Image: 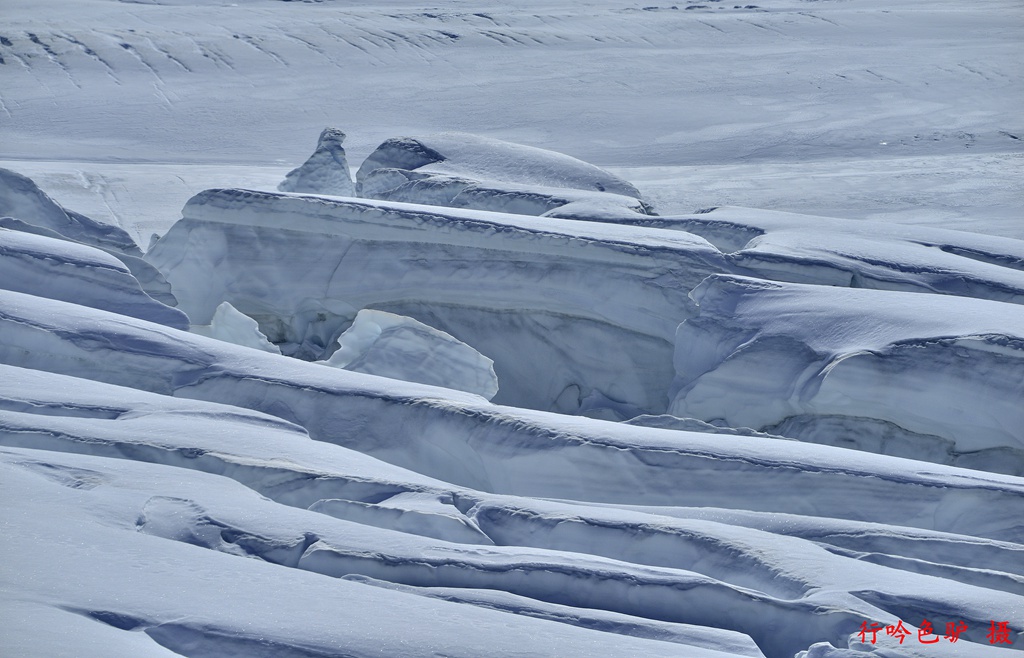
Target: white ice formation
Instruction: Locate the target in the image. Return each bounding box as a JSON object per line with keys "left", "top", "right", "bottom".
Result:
{"left": 322, "top": 309, "right": 498, "bottom": 400}
{"left": 0, "top": 168, "right": 180, "bottom": 308}
{"left": 277, "top": 127, "right": 356, "bottom": 197}
{"left": 669, "top": 274, "right": 1024, "bottom": 475}
{"left": 190, "top": 301, "right": 280, "bottom": 353}
{"left": 595, "top": 206, "right": 1024, "bottom": 306}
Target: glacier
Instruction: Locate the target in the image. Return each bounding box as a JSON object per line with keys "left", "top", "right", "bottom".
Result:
{"left": 1, "top": 0, "right": 1022, "bottom": 653}
{"left": 356, "top": 132, "right": 653, "bottom": 217}
{"left": 4, "top": 142, "right": 1024, "bottom": 658}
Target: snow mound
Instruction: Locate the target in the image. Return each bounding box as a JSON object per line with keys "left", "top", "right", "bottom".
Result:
{"left": 191, "top": 301, "right": 280, "bottom": 353}
{"left": 322, "top": 309, "right": 498, "bottom": 400}
{"left": 358, "top": 133, "right": 644, "bottom": 198}
{"left": 0, "top": 167, "right": 141, "bottom": 257}
{"left": 277, "top": 127, "right": 356, "bottom": 197}
{"left": 669, "top": 274, "right": 1024, "bottom": 474}
{"left": 0, "top": 227, "right": 188, "bottom": 329}
{"left": 145, "top": 188, "right": 728, "bottom": 416}
{"left": 356, "top": 133, "right": 652, "bottom": 217}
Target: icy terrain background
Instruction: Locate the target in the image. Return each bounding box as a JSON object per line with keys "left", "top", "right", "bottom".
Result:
{"left": 1, "top": 0, "right": 1022, "bottom": 656}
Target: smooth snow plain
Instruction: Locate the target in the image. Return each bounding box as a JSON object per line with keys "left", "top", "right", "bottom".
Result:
{"left": 1, "top": 0, "right": 1022, "bottom": 656}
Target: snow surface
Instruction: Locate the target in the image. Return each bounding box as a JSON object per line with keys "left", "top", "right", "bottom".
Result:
{"left": 1, "top": 0, "right": 1022, "bottom": 655}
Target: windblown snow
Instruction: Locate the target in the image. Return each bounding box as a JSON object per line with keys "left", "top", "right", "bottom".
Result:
{"left": 1, "top": 0, "right": 1022, "bottom": 656}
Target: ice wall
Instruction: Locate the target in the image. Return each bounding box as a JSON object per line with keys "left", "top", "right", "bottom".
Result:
{"left": 146, "top": 189, "right": 730, "bottom": 416}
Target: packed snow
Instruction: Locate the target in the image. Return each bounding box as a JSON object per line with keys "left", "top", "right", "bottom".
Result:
{"left": 1, "top": 0, "right": 1021, "bottom": 656}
